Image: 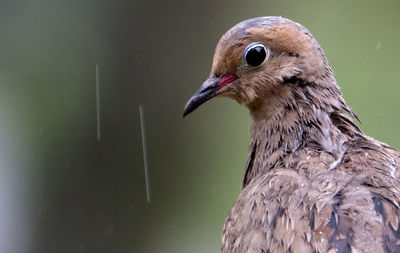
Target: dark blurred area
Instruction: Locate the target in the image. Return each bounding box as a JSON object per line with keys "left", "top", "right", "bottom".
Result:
{"left": 0, "top": 0, "right": 399, "bottom": 252}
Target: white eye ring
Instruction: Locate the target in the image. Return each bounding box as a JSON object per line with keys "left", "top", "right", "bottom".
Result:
{"left": 244, "top": 42, "right": 269, "bottom": 67}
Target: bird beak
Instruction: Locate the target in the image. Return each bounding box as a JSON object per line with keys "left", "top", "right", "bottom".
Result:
{"left": 183, "top": 75, "right": 237, "bottom": 117}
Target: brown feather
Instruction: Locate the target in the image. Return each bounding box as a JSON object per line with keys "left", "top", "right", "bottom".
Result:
{"left": 185, "top": 16, "right": 400, "bottom": 253}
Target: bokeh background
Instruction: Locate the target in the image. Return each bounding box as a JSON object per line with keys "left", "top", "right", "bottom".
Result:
{"left": 1, "top": 0, "right": 399, "bottom": 252}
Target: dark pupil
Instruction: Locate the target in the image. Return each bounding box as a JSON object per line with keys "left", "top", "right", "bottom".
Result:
{"left": 246, "top": 46, "right": 266, "bottom": 66}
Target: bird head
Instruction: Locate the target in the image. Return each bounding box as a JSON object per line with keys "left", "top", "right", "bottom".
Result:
{"left": 183, "top": 17, "right": 340, "bottom": 118}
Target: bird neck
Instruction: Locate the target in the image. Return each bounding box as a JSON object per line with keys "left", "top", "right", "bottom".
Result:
{"left": 242, "top": 84, "right": 362, "bottom": 187}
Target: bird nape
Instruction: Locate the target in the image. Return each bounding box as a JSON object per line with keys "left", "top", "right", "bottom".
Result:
{"left": 183, "top": 16, "right": 400, "bottom": 253}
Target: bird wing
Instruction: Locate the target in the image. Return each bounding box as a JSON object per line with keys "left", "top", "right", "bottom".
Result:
{"left": 222, "top": 143, "right": 400, "bottom": 253}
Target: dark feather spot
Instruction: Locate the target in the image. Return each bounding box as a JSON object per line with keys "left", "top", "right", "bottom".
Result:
{"left": 284, "top": 103, "right": 294, "bottom": 111}
{"left": 271, "top": 207, "right": 285, "bottom": 230}
{"left": 372, "top": 195, "right": 387, "bottom": 221}
{"left": 327, "top": 198, "right": 352, "bottom": 252}
{"left": 332, "top": 203, "right": 339, "bottom": 213}
{"left": 243, "top": 142, "right": 257, "bottom": 187}
{"left": 303, "top": 90, "right": 314, "bottom": 101}
{"left": 309, "top": 204, "right": 316, "bottom": 230}
{"left": 288, "top": 52, "right": 300, "bottom": 57}
{"left": 327, "top": 210, "right": 337, "bottom": 229}
{"left": 282, "top": 76, "right": 307, "bottom": 87}
{"left": 332, "top": 239, "right": 352, "bottom": 253}
{"left": 388, "top": 223, "right": 400, "bottom": 240}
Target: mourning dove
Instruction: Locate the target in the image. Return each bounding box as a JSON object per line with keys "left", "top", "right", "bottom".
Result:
{"left": 184, "top": 17, "right": 400, "bottom": 253}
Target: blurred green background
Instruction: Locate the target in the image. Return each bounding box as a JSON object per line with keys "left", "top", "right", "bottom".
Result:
{"left": 1, "top": 0, "right": 399, "bottom": 252}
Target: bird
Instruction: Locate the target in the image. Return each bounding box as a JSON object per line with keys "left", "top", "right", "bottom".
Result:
{"left": 183, "top": 16, "right": 400, "bottom": 253}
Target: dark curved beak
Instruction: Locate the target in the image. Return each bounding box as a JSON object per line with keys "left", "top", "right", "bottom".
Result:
{"left": 183, "top": 75, "right": 237, "bottom": 117}
{"left": 183, "top": 77, "right": 221, "bottom": 117}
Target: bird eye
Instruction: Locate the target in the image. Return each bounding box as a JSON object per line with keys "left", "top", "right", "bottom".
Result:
{"left": 244, "top": 42, "right": 269, "bottom": 67}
